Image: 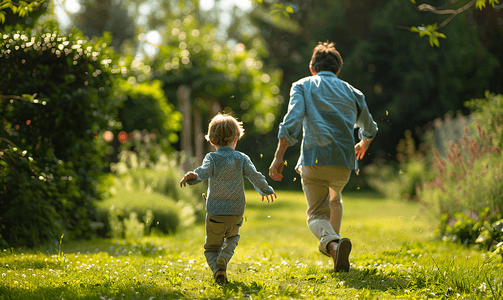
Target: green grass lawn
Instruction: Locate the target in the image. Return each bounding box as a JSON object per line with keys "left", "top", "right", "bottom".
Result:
{"left": 1, "top": 190, "right": 502, "bottom": 299}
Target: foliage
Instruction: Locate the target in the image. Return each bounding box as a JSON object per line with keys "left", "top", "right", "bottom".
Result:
{"left": 100, "top": 129, "right": 206, "bottom": 234}
{"left": 251, "top": 0, "right": 294, "bottom": 21}
{"left": 436, "top": 208, "right": 503, "bottom": 254}
{"left": 118, "top": 79, "right": 182, "bottom": 140}
{"left": 0, "top": 0, "right": 47, "bottom": 28}
{"left": 464, "top": 91, "right": 503, "bottom": 150}
{"left": 409, "top": 0, "right": 503, "bottom": 47}
{"left": 419, "top": 113, "right": 502, "bottom": 252}
{"left": 1, "top": 191, "right": 502, "bottom": 299}
{"left": 0, "top": 27, "right": 123, "bottom": 247}
{"left": 410, "top": 23, "right": 446, "bottom": 47}
{"left": 150, "top": 9, "right": 283, "bottom": 133}
{"left": 0, "top": 139, "right": 80, "bottom": 247}
{"left": 421, "top": 124, "right": 502, "bottom": 217}
{"left": 67, "top": 0, "right": 135, "bottom": 50}
{"left": 248, "top": 0, "right": 499, "bottom": 170}
{"left": 96, "top": 189, "right": 184, "bottom": 238}
{"left": 364, "top": 129, "right": 433, "bottom": 201}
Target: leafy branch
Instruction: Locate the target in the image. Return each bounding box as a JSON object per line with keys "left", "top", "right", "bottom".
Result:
{"left": 250, "top": 0, "right": 294, "bottom": 21}
{"left": 0, "top": 0, "right": 45, "bottom": 23}
{"left": 0, "top": 93, "right": 45, "bottom": 104}
{"left": 403, "top": 0, "right": 502, "bottom": 47}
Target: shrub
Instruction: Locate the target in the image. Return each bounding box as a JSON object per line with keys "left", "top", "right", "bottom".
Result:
{"left": 464, "top": 91, "right": 503, "bottom": 150}
{"left": 95, "top": 130, "right": 206, "bottom": 237}
{"left": 119, "top": 80, "right": 182, "bottom": 140}
{"left": 419, "top": 121, "right": 502, "bottom": 252}
{"left": 96, "top": 189, "right": 185, "bottom": 237}
{"left": 0, "top": 27, "right": 122, "bottom": 247}
{"left": 422, "top": 124, "right": 502, "bottom": 217}
{"left": 364, "top": 130, "right": 432, "bottom": 201}
{"left": 109, "top": 130, "right": 206, "bottom": 223}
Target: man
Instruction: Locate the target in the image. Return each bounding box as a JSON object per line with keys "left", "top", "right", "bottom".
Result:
{"left": 269, "top": 41, "right": 378, "bottom": 272}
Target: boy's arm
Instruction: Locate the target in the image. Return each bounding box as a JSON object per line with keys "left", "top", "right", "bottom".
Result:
{"left": 180, "top": 154, "right": 213, "bottom": 187}
{"left": 243, "top": 155, "right": 275, "bottom": 197}
{"left": 180, "top": 172, "right": 198, "bottom": 187}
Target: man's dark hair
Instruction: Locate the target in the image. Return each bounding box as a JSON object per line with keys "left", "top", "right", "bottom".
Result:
{"left": 310, "top": 41, "right": 343, "bottom": 75}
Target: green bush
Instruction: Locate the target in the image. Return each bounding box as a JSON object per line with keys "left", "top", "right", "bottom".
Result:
{"left": 0, "top": 27, "right": 122, "bottom": 247}
{"left": 436, "top": 208, "right": 503, "bottom": 254}
{"left": 109, "top": 130, "right": 206, "bottom": 223}
{"left": 364, "top": 130, "right": 432, "bottom": 201}
{"left": 419, "top": 93, "right": 503, "bottom": 253}
{"left": 95, "top": 130, "right": 206, "bottom": 237}
{"left": 96, "top": 189, "right": 185, "bottom": 236}
{"left": 464, "top": 91, "right": 503, "bottom": 150}
{"left": 119, "top": 80, "right": 182, "bottom": 140}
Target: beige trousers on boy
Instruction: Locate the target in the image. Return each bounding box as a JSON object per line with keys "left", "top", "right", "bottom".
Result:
{"left": 301, "top": 165, "right": 351, "bottom": 256}
{"left": 204, "top": 213, "right": 242, "bottom": 277}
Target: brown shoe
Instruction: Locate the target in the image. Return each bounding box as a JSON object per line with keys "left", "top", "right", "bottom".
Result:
{"left": 214, "top": 270, "right": 227, "bottom": 284}
{"left": 328, "top": 238, "right": 352, "bottom": 272}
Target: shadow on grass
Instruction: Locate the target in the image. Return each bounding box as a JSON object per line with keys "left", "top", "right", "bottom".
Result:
{"left": 0, "top": 284, "right": 185, "bottom": 300}
{"left": 332, "top": 267, "right": 406, "bottom": 292}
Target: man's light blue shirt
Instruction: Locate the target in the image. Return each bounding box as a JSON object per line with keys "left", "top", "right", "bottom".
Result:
{"left": 188, "top": 146, "right": 275, "bottom": 216}
{"left": 278, "top": 71, "right": 378, "bottom": 172}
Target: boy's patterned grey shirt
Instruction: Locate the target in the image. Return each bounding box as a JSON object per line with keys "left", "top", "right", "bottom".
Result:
{"left": 187, "top": 146, "right": 275, "bottom": 216}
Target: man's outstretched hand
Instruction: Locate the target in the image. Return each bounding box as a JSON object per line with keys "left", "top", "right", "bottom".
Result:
{"left": 269, "top": 157, "right": 284, "bottom": 181}
{"left": 262, "top": 193, "right": 277, "bottom": 203}
{"left": 355, "top": 139, "right": 372, "bottom": 161}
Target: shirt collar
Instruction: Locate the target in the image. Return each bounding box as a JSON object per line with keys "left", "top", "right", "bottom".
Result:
{"left": 316, "top": 71, "right": 338, "bottom": 77}
{"left": 217, "top": 146, "right": 235, "bottom": 151}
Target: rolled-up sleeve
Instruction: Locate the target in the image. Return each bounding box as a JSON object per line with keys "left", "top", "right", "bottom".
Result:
{"left": 278, "top": 82, "right": 306, "bottom": 146}
{"left": 354, "top": 90, "right": 378, "bottom": 140}
{"left": 243, "top": 155, "right": 275, "bottom": 196}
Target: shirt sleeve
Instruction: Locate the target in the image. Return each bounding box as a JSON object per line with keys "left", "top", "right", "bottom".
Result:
{"left": 187, "top": 153, "right": 213, "bottom": 185}
{"left": 278, "top": 81, "right": 306, "bottom": 146}
{"left": 353, "top": 88, "right": 378, "bottom": 140}
{"left": 243, "top": 155, "right": 275, "bottom": 196}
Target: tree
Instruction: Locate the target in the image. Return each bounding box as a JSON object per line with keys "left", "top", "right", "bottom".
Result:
{"left": 141, "top": 5, "right": 282, "bottom": 166}
{"left": 245, "top": 0, "right": 499, "bottom": 170}
{"left": 68, "top": 0, "right": 135, "bottom": 51}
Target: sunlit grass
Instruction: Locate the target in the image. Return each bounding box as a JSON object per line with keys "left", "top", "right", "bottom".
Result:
{"left": 1, "top": 190, "right": 502, "bottom": 299}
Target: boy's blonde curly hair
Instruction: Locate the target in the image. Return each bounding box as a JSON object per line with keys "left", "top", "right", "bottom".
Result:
{"left": 205, "top": 113, "right": 245, "bottom": 146}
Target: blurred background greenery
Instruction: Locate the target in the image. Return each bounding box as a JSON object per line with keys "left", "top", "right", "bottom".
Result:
{"left": 1, "top": 0, "right": 502, "bottom": 253}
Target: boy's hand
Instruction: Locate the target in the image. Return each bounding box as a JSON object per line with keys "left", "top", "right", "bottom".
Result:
{"left": 355, "top": 139, "right": 372, "bottom": 161}
{"left": 180, "top": 172, "right": 198, "bottom": 187}
{"left": 262, "top": 193, "right": 277, "bottom": 203}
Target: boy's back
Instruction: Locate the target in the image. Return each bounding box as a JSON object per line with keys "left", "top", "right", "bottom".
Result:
{"left": 189, "top": 146, "right": 274, "bottom": 216}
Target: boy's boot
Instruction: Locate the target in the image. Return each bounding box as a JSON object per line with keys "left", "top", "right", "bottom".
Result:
{"left": 328, "top": 238, "right": 352, "bottom": 272}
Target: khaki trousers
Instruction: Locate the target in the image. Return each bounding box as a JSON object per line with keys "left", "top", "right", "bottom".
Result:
{"left": 301, "top": 165, "right": 351, "bottom": 256}
{"left": 203, "top": 213, "right": 242, "bottom": 277}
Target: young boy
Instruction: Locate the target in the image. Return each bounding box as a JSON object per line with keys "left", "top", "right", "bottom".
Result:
{"left": 269, "top": 41, "right": 378, "bottom": 272}
{"left": 180, "top": 113, "right": 277, "bottom": 284}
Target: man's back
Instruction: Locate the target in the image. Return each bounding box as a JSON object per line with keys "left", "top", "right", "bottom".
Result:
{"left": 279, "top": 71, "right": 377, "bottom": 171}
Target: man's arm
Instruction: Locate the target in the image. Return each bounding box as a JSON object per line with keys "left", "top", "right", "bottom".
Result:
{"left": 269, "top": 136, "right": 290, "bottom": 181}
